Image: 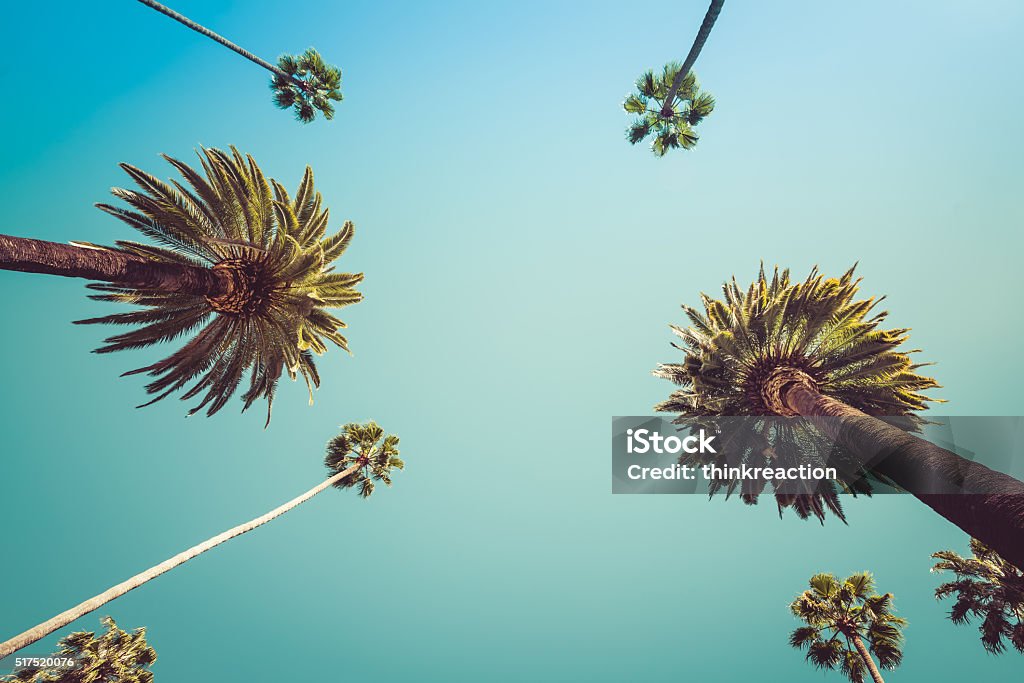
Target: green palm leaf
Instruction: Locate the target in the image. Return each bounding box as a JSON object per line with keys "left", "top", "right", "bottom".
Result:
{"left": 932, "top": 540, "right": 1024, "bottom": 654}
{"left": 789, "top": 572, "right": 906, "bottom": 683}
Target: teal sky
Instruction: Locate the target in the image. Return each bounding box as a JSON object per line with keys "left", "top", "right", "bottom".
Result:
{"left": 1, "top": 1, "right": 1023, "bottom": 680}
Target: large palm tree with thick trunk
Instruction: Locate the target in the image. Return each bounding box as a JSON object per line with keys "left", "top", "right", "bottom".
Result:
{"left": 624, "top": 0, "right": 724, "bottom": 155}
{"left": 932, "top": 538, "right": 1024, "bottom": 654}
{"left": 654, "top": 265, "right": 1024, "bottom": 568}
{"left": 136, "top": 0, "right": 342, "bottom": 122}
{"left": 789, "top": 572, "right": 905, "bottom": 683}
{"left": 0, "top": 422, "right": 403, "bottom": 661}
{"left": 2, "top": 617, "right": 156, "bottom": 683}
{"left": 0, "top": 147, "right": 363, "bottom": 423}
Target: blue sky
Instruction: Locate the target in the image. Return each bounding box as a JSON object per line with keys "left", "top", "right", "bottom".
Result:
{"left": 1, "top": 1, "right": 1022, "bottom": 680}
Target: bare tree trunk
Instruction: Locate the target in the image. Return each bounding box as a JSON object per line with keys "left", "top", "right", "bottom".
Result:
{"left": 135, "top": 0, "right": 307, "bottom": 90}
{"left": 851, "top": 634, "right": 886, "bottom": 683}
{"left": 767, "top": 368, "right": 1024, "bottom": 570}
{"left": 0, "top": 234, "right": 227, "bottom": 296}
{"left": 0, "top": 463, "right": 360, "bottom": 660}
{"left": 661, "top": 0, "right": 725, "bottom": 114}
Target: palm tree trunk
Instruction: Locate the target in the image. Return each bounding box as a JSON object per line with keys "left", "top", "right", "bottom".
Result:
{"left": 0, "top": 463, "right": 360, "bottom": 661}
{"left": 0, "top": 233, "right": 226, "bottom": 296}
{"left": 662, "top": 0, "right": 725, "bottom": 114}
{"left": 135, "top": 0, "right": 306, "bottom": 90}
{"left": 850, "top": 634, "right": 886, "bottom": 683}
{"left": 767, "top": 368, "right": 1024, "bottom": 570}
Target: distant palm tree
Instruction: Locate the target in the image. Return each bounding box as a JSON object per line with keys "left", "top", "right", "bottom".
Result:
{"left": 932, "top": 538, "right": 1024, "bottom": 654}
{"left": 0, "top": 422, "right": 404, "bottom": 661}
{"left": 655, "top": 265, "right": 1024, "bottom": 567}
{"left": 624, "top": 0, "right": 724, "bottom": 155}
{"left": 789, "top": 572, "right": 905, "bottom": 683}
{"left": 0, "top": 147, "right": 363, "bottom": 423}
{"left": 136, "top": 0, "right": 342, "bottom": 122}
{"left": 2, "top": 617, "right": 156, "bottom": 683}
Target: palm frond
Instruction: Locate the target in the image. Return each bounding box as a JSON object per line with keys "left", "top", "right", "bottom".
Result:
{"left": 271, "top": 48, "right": 343, "bottom": 123}
{"left": 624, "top": 66, "right": 713, "bottom": 156}
{"left": 76, "top": 148, "right": 363, "bottom": 423}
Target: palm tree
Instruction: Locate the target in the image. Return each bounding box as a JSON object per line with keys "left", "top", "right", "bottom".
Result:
{"left": 789, "top": 572, "right": 906, "bottom": 683}
{"left": 624, "top": 68, "right": 715, "bottom": 156}
{"left": 654, "top": 265, "right": 1024, "bottom": 568}
{"left": 0, "top": 147, "right": 362, "bottom": 423}
{"left": 624, "top": 0, "right": 724, "bottom": 155}
{"left": 2, "top": 617, "right": 156, "bottom": 683}
{"left": 932, "top": 538, "right": 1024, "bottom": 654}
{"left": 136, "top": 0, "right": 342, "bottom": 122}
{"left": 0, "top": 422, "right": 404, "bottom": 661}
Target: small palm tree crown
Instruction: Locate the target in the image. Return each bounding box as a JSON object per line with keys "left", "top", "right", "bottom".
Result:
{"left": 77, "top": 147, "right": 363, "bottom": 424}
{"left": 790, "top": 573, "right": 906, "bottom": 683}
{"left": 325, "top": 421, "right": 404, "bottom": 498}
{"left": 653, "top": 265, "right": 940, "bottom": 521}
{"left": 624, "top": 64, "right": 715, "bottom": 156}
{"left": 272, "top": 48, "right": 343, "bottom": 122}
{"left": 932, "top": 538, "right": 1024, "bottom": 654}
{"left": 3, "top": 617, "right": 156, "bottom": 683}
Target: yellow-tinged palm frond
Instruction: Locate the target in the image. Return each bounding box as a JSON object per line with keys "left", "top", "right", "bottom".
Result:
{"left": 654, "top": 265, "right": 941, "bottom": 521}
{"left": 1, "top": 617, "right": 156, "bottom": 683}
{"left": 75, "top": 147, "right": 363, "bottom": 425}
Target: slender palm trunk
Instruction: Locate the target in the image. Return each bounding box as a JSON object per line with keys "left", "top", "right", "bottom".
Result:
{"left": 661, "top": 0, "right": 725, "bottom": 114}
{"left": 0, "top": 233, "right": 227, "bottom": 296}
{"left": 851, "top": 634, "right": 885, "bottom": 683}
{"left": 766, "top": 368, "right": 1024, "bottom": 570}
{"left": 0, "top": 463, "right": 360, "bottom": 661}
{"left": 135, "top": 0, "right": 306, "bottom": 90}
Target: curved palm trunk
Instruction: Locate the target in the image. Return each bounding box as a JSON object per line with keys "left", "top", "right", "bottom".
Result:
{"left": 135, "top": 0, "right": 305, "bottom": 90}
{"left": 0, "top": 233, "right": 227, "bottom": 296}
{"left": 662, "top": 0, "right": 725, "bottom": 113}
{"left": 771, "top": 371, "right": 1024, "bottom": 570}
{"left": 0, "top": 463, "right": 360, "bottom": 661}
{"left": 851, "top": 634, "right": 885, "bottom": 683}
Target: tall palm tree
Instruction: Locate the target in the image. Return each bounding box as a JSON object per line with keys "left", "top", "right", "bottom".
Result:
{"left": 136, "top": 0, "right": 342, "bottom": 122}
{"left": 2, "top": 617, "right": 156, "bottom": 683}
{"left": 789, "top": 572, "right": 906, "bottom": 683}
{"left": 0, "top": 422, "right": 404, "bottom": 661}
{"left": 624, "top": 0, "right": 724, "bottom": 155}
{"left": 0, "top": 147, "right": 363, "bottom": 423}
{"left": 654, "top": 265, "right": 1024, "bottom": 568}
{"left": 932, "top": 538, "right": 1024, "bottom": 654}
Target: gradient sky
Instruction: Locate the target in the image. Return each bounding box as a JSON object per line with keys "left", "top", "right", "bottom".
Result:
{"left": 1, "top": 1, "right": 1022, "bottom": 680}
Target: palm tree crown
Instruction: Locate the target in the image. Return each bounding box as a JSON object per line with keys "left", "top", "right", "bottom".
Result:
{"left": 326, "top": 421, "right": 405, "bottom": 498}
{"left": 272, "top": 48, "right": 343, "bottom": 122}
{"left": 655, "top": 265, "right": 938, "bottom": 418}
{"left": 76, "top": 147, "right": 363, "bottom": 424}
{"left": 654, "top": 265, "right": 940, "bottom": 520}
{"left": 790, "top": 572, "right": 906, "bottom": 683}
{"left": 932, "top": 538, "right": 1024, "bottom": 654}
{"left": 2, "top": 617, "right": 156, "bottom": 683}
{"left": 624, "top": 67, "right": 715, "bottom": 156}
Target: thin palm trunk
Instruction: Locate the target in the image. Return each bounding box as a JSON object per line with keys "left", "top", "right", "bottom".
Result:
{"left": 0, "top": 463, "right": 360, "bottom": 661}
{"left": 0, "top": 233, "right": 228, "bottom": 296}
{"left": 135, "top": 0, "right": 307, "bottom": 90}
{"left": 850, "top": 634, "right": 885, "bottom": 683}
{"left": 661, "top": 0, "right": 725, "bottom": 114}
{"left": 768, "top": 369, "right": 1024, "bottom": 570}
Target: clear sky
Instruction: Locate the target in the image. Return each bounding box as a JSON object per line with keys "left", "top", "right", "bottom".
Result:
{"left": 1, "top": 1, "right": 1022, "bottom": 680}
